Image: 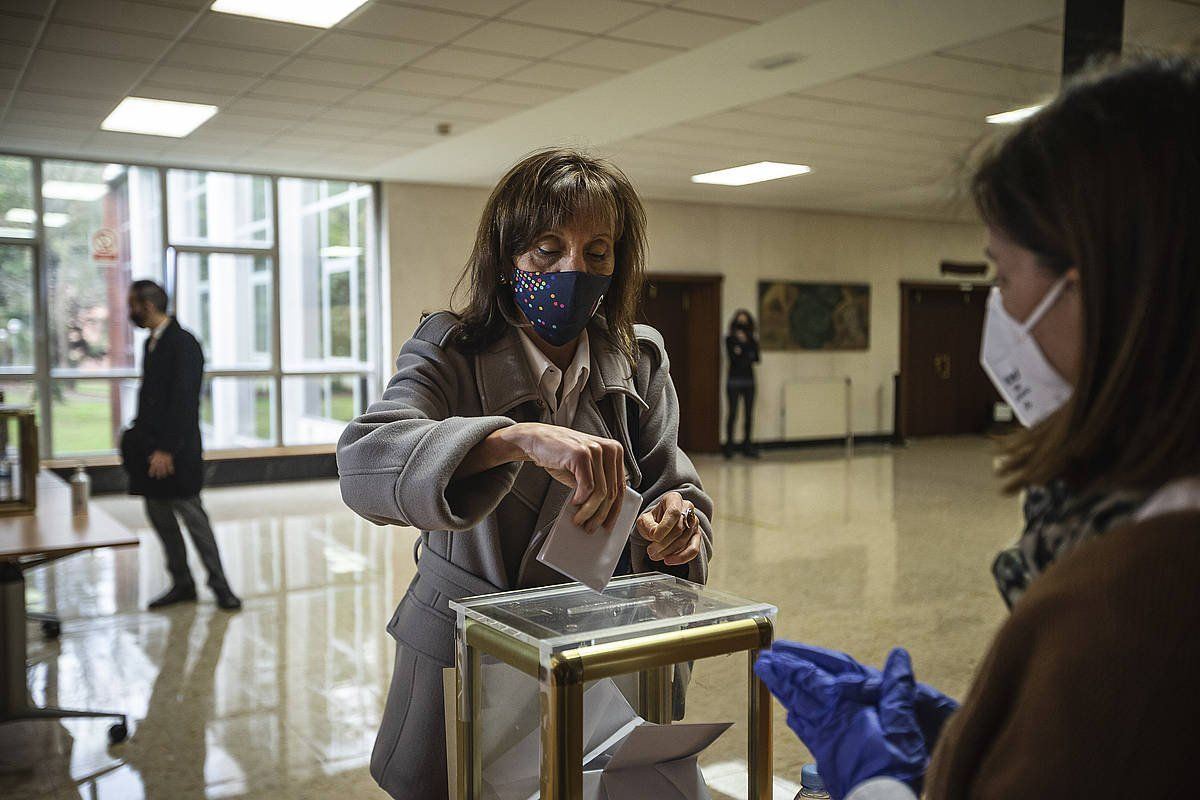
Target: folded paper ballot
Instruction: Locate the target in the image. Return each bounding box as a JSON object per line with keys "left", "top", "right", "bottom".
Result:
{"left": 536, "top": 485, "right": 642, "bottom": 593}
{"left": 484, "top": 678, "right": 730, "bottom": 800}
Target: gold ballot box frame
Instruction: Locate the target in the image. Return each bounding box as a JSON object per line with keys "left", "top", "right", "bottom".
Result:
{"left": 0, "top": 406, "right": 38, "bottom": 517}
{"left": 451, "top": 573, "right": 777, "bottom": 799}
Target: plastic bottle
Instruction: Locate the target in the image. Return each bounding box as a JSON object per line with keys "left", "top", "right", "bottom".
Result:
{"left": 70, "top": 464, "right": 90, "bottom": 516}
{"left": 795, "top": 763, "right": 831, "bottom": 799}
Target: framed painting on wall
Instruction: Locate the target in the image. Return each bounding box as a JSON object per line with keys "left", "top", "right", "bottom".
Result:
{"left": 758, "top": 280, "right": 870, "bottom": 351}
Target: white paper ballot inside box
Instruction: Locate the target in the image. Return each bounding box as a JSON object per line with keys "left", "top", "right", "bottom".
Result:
{"left": 536, "top": 485, "right": 642, "bottom": 593}
{"left": 483, "top": 679, "right": 730, "bottom": 800}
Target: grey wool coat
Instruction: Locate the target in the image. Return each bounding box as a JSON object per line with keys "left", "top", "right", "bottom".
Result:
{"left": 336, "top": 311, "right": 714, "bottom": 800}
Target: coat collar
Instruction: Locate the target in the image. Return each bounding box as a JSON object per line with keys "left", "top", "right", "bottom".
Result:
{"left": 474, "top": 317, "right": 647, "bottom": 416}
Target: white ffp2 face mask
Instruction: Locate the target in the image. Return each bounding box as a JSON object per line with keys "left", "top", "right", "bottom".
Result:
{"left": 980, "top": 279, "right": 1073, "bottom": 427}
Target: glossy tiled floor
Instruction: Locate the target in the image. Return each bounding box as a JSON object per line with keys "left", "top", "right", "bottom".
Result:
{"left": 1, "top": 438, "right": 1021, "bottom": 800}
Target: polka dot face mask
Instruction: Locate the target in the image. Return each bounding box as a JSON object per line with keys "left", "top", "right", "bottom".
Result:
{"left": 510, "top": 268, "right": 611, "bottom": 346}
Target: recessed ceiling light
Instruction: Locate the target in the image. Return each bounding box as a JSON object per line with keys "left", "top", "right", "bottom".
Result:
{"left": 101, "top": 96, "right": 217, "bottom": 138}
{"left": 211, "top": 0, "right": 369, "bottom": 28}
{"left": 42, "top": 181, "right": 109, "bottom": 201}
{"left": 691, "top": 161, "right": 812, "bottom": 186}
{"left": 986, "top": 104, "right": 1044, "bottom": 124}
{"left": 4, "top": 208, "right": 70, "bottom": 227}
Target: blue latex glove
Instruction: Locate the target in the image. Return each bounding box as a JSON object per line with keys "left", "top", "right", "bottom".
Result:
{"left": 772, "top": 641, "right": 960, "bottom": 750}
{"left": 755, "top": 647, "right": 928, "bottom": 800}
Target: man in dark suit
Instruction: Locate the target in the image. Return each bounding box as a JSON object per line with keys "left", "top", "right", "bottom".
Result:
{"left": 121, "top": 280, "right": 241, "bottom": 611}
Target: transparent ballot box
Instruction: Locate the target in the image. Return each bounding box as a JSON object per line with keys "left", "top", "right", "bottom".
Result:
{"left": 450, "top": 573, "right": 777, "bottom": 800}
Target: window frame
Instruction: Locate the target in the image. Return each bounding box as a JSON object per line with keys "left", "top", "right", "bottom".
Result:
{"left": 0, "top": 151, "right": 382, "bottom": 459}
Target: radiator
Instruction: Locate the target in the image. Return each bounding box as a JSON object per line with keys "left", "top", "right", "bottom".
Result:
{"left": 780, "top": 377, "right": 853, "bottom": 442}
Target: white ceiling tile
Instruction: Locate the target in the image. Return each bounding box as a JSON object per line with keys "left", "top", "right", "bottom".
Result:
{"left": 201, "top": 112, "right": 296, "bottom": 134}
{"left": 505, "top": 60, "right": 623, "bottom": 89}
{"left": 865, "top": 54, "right": 1058, "bottom": 102}
{"left": 503, "top": 0, "right": 651, "bottom": 35}
{"left": 0, "top": 123, "right": 90, "bottom": 146}
{"left": 376, "top": 0, "right": 520, "bottom": 17}
{"left": 0, "top": 65, "right": 19, "bottom": 89}
{"left": 0, "top": 0, "right": 53, "bottom": 15}
{"left": 314, "top": 105, "right": 408, "bottom": 127}
{"left": 453, "top": 20, "right": 588, "bottom": 57}
{"left": 302, "top": 32, "right": 432, "bottom": 66}
{"left": 41, "top": 22, "right": 172, "bottom": 61}
{"left": 133, "top": 82, "right": 234, "bottom": 106}
{"left": 1121, "top": 0, "right": 1200, "bottom": 51}
{"left": 463, "top": 80, "right": 566, "bottom": 105}
{"left": 22, "top": 50, "right": 147, "bottom": 94}
{"left": 11, "top": 90, "right": 116, "bottom": 115}
{"left": 275, "top": 57, "right": 394, "bottom": 86}
{"left": 942, "top": 25, "right": 1062, "bottom": 73}
{"left": 0, "top": 42, "right": 28, "bottom": 67}
{"left": 744, "top": 93, "right": 984, "bottom": 139}
{"left": 551, "top": 36, "right": 680, "bottom": 70}
{"left": 341, "top": 88, "right": 444, "bottom": 113}
{"left": 339, "top": 5, "right": 481, "bottom": 44}
{"left": 226, "top": 95, "right": 317, "bottom": 119}
{"left": 385, "top": 113, "right": 483, "bottom": 136}
{"left": 189, "top": 12, "right": 322, "bottom": 52}
{"left": 427, "top": 97, "right": 526, "bottom": 120}
{"left": 252, "top": 78, "right": 356, "bottom": 103}
{"left": 375, "top": 68, "right": 484, "bottom": 96}
{"left": 0, "top": 14, "right": 44, "bottom": 45}
{"left": 608, "top": 8, "right": 750, "bottom": 48}
{"left": 86, "top": 129, "right": 174, "bottom": 150}
{"left": 166, "top": 41, "right": 289, "bottom": 74}
{"left": 54, "top": 0, "right": 196, "bottom": 37}
{"left": 802, "top": 76, "right": 1005, "bottom": 122}
{"left": 141, "top": 65, "right": 259, "bottom": 94}
{"left": 361, "top": 126, "right": 441, "bottom": 147}
{"left": 671, "top": 0, "right": 817, "bottom": 23}
{"left": 5, "top": 106, "right": 101, "bottom": 130}
{"left": 408, "top": 46, "right": 532, "bottom": 78}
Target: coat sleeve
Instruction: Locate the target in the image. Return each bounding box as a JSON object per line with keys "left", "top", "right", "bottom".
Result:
{"left": 628, "top": 327, "right": 714, "bottom": 584}
{"left": 156, "top": 334, "right": 203, "bottom": 455}
{"left": 336, "top": 329, "right": 520, "bottom": 531}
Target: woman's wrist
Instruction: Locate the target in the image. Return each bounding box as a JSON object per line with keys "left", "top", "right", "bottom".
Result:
{"left": 491, "top": 423, "right": 534, "bottom": 464}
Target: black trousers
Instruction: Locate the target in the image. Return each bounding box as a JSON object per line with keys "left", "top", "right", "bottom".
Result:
{"left": 144, "top": 495, "right": 231, "bottom": 592}
{"left": 726, "top": 381, "right": 756, "bottom": 446}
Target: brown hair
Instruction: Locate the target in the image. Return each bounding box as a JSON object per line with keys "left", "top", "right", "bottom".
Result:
{"left": 972, "top": 56, "right": 1200, "bottom": 494}
{"left": 452, "top": 148, "right": 647, "bottom": 364}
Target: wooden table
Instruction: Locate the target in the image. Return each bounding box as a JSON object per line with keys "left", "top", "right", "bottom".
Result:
{"left": 1, "top": 471, "right": 139, "bottom": 743}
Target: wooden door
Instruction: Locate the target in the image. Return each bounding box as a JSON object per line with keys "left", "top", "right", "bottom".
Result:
{"left": 899, "top": 282, "right": 996, "bottom": 437}
{"left": 637, "top": 274, "right": 722, "bottom": 452}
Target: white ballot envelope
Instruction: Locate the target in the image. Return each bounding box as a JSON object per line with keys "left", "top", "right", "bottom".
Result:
{"left": 536, "top": 485, "right": 642, "bottom": 593}
{"left": 483, "top": 678, "right": 730, "bottom": 800}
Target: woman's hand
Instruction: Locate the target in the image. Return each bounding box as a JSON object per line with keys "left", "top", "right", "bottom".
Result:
{"left": 504, "top": 422, "right": 625, "bottom": 532}
{"left": 636, "top": 491, "right": 702, "bottom": 566}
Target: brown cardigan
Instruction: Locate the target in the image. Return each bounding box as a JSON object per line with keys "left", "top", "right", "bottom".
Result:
{"left": 925, "top": 511, "right": 1200, "bottom": 798}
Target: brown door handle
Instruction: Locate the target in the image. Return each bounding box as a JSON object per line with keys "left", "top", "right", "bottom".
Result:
{"left": 934, "top": 353, "right": 951, "bottom": 380}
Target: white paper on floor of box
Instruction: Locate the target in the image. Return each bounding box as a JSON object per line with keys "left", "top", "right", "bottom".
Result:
{"left": 537, "top": 485, "right": 642, "bottom": 593}
{"left": 483, "top": 677, "right": 731, "bottom": 800}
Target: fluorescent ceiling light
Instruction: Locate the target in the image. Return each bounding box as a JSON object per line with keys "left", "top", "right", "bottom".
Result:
{"left": 4, "top": 209, "right": 70, "bottom": 227}
{"left": 101, "top": 96, "right": 217, "bottom": 138}
{"left": 0, "top": 227, "right": 29, "bottom": 238}
{"left": 320, "top": 246, "right": 363, "bottom": 258}
{"left": 691, "top": 161, "right": 812, "bottom": 186}
{"left": 42, "top": 181, "right": 108, "bottom": 201}
{"left": 986, "top": 104, "right": 1044, "bottom": 124}
{"left": 211, "top": 0, "right": 369, "bottom": 28}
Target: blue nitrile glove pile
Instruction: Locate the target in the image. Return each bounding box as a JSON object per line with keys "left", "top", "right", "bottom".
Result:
{"left": 754, "top": 642, "right": 960, "bottom": 800}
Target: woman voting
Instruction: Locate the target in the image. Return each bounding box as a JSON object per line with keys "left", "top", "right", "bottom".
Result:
{"left": 336, "top": 149, "right": 714, "bottom": 799}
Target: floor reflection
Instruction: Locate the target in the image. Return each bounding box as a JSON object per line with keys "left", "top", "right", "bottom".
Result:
{"left": 0, "top": 440, "right": 1021, "bottom": 798}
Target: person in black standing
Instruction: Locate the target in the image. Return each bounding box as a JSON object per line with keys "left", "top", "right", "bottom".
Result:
{"left": 121, "top": 280, "right": 241, "bottom": 611}
{"left": 725, "top": 309, "right": 760, "bottom": 459}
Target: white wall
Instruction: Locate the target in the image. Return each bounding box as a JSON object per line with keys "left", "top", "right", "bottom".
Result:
{"left": 384, "top": 182, "right": 985, "bottom": 441}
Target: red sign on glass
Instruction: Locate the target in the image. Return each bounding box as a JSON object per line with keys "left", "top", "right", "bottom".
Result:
{"left": 91, "top": 228, "right": 118, "bottom": 261}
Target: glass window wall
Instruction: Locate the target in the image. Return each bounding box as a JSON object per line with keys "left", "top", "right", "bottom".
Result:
{"left": 0, "top": 153, "right": 378, "bottom": 458}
